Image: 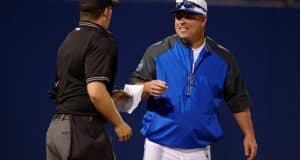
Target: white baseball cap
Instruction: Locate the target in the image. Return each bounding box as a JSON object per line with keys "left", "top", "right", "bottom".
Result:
{"left": 170, "top": 0, "right": 207, "bottom": 16}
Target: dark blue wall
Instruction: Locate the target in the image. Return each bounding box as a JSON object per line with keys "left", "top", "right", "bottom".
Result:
{"left": 1, "top": 1, "right": 300, "bottom": 160}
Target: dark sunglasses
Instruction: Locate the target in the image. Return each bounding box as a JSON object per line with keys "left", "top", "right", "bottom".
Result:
{"left": 176, "top": 0, "right": 207, "bottom": 13}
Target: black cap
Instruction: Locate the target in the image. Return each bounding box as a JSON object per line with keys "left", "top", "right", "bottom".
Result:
{"left": 79, "top": 0, "right": 119, "bottom": 12}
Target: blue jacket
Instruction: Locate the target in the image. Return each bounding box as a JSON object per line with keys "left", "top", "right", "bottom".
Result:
{"left": 129, "top": 35, "right": 251, "bottom": 149}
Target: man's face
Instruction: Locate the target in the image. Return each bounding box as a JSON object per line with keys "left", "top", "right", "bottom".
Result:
{"left": 174, "top": 11, "right": 206, "bottom": 43}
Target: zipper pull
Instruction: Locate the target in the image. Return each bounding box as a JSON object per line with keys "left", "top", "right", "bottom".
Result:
{"left": 185, "top": 73, "right": 195, "bottom": 96}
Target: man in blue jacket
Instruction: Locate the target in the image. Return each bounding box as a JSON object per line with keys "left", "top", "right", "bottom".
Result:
{"left": 129, "top": 0, "right": 257, "bottom": 159}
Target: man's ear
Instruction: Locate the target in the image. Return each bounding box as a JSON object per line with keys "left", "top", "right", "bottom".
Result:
{"left": 201, "top": 16, "right": 207, "bottom": 26}
{"left": 103, "top": 6, "right": 111, "bottom": 17}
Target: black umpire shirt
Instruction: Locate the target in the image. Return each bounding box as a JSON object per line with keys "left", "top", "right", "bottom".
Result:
{"left": 55, "top": 20, "right": 118, "bottom": 116}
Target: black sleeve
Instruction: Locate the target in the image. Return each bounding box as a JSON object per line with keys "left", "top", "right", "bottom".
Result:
{"left": 84, "top": 36, "right": 117, "bottom": 84}
{"left": 223, "top": 54, "right": 252, "bottom": 113}
{"left": 128, "top": 47, "right": 156, "bottom": 83}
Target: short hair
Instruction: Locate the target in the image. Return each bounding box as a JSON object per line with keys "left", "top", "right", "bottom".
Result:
{"left": 78, "top": 0, "right": 118, "bottom": 20}
{"left": 79, "top": 8, "right": 104, "bottom": 21}
{"left": 78, "top": 0, "right": 118, "bottom": 12}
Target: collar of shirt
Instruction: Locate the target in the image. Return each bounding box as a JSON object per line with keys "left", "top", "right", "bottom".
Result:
{"left": 79, "top": 20, "right": 113, "bottom": 37}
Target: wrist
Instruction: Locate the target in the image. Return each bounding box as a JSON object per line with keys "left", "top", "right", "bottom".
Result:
{"left": 143, "top": 82, "right": 150, "bottom": 93}
{"left": 244, "top": 131, "right": 255, "bottom": 138}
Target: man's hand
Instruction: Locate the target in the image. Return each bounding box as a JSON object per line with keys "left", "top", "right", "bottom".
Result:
{"left": 143, "top": 80, "right": 168, "bottom": 97}
{"left": 233, "top": 108, "right": 257, "bottom": 160}
{"left": 114, "top": 121, "right": 132, "bottom": 142}
{"left": 244, "top": 134, "right": 258, "bottom": 160}
{"left": 112, "top": 90, "right": 131, "bottom": 105}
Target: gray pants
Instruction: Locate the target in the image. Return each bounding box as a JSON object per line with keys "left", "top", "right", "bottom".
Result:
{"left": 46, "top": 114, "right": 71, "bottom": 160}
{"left": 46, "top": 114, "right": 115, "bottom": 160}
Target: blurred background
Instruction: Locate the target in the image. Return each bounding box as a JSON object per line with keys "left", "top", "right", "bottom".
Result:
{"left": 109, "top": 0, "right": 300, "bottom": 6}
{"left": 209, "top": 0, "right": 300, "bottom": 6}
{"left": 1, "top": 0, "right": 299, "bottom": 160}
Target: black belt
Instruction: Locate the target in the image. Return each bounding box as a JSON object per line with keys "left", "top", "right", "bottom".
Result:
{"left": 53, "top": 113, "right": 106, "bottom": 124}
{"left": 54, "top": 113, "right": 71, "bottom": 120}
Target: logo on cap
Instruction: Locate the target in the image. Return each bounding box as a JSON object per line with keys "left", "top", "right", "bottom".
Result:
{"left": 170, "top": 0, "right": 207, "bottom": 15}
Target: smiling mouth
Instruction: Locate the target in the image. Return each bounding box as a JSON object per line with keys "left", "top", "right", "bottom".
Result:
{"left": 178, "top": 27, "right": 189, "bottom": 31}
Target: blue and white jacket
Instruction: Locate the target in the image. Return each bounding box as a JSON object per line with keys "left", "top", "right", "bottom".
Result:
{"left": 129, "top": 35, "right": 251, "bottom": 149}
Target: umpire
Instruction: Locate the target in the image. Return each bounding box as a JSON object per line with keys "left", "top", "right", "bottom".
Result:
{"left": 46, "top": 0, "right": 132, "bottom": 159}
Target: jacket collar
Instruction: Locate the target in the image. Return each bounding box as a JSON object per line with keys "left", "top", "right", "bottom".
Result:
{"left": 79, "top": 20, "right": 113, "bottom": 37}
{"left": 177, "top": 35, "right": 212, "bottom": 57}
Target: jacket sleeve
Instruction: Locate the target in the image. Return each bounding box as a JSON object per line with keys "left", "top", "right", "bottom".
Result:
{"left": 223, "top": 54, "right": 252, "bottom": 113}
{"left": 129, "top": 47, "right": 156, "bottom": 84}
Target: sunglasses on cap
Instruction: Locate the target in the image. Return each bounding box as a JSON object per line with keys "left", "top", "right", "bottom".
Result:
{"left": 176, "top": 0, "right": 207, "bottom": 13}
